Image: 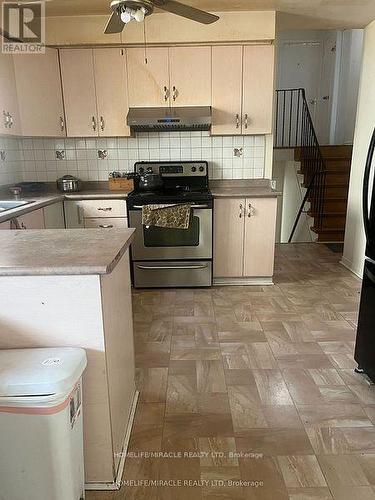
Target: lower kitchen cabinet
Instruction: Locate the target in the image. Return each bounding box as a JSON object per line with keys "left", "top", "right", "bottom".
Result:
{"left": 43, "top": 202, "right": 65, "bottom": 229}
{"left": 64, "top": 200, "right": 128, "bottom": 229}
{"left": 17, "top": 208, "right": 45, "bottom": 229}
{"left": 213, "top": 196, "right": 277, "bottom": 283}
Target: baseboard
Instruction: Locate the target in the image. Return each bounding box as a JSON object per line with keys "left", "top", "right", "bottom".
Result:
{"left": 85, "top": 390, "right": 139, "bottom": 491}
{"left": 213, "top": 277, "right": 273, "bottom": 286}
{"left": 339, "top": 257, "right": 363, "bottom": 279}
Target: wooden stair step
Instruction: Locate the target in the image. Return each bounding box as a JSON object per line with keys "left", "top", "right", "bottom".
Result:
{"left": 319, "top": 145, "right": 353, "bottom": 158}
{"left": 310, "top": 226, "right": 345, "bottom": 242}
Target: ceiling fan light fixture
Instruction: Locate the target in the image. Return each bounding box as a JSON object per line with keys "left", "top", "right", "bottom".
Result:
{"left": 133, "top": 7, "right": 146, "bottom": 22}
{"left": 120, "top": 6, "right": 134, "bottom": 23}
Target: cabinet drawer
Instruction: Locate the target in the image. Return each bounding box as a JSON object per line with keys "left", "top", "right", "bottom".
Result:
{"left": 84, "top": 217, "right": 128, "bottom": 229}
{"left": 76, "top": 200, "right": 127, "bottom": 218}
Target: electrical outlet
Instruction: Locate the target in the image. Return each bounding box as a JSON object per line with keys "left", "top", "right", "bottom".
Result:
{"left": 0, "top": 150, "right": 5, "bottom": 161}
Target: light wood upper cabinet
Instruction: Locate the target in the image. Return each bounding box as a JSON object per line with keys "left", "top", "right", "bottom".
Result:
{"left": 13, "top": 48, "right": 65, "bottom": 137}
{"left": 169, "top": 47, "right": 211, "bottom": 106}
{"left": 59, "top": 49, "right": 98, "bottom": 137}
{"left": 214, "top": 197, "right": 245, "bottom": 278}
{"left": 214, "top": 196, "right": 277, "bottom": 279}
{"left": 212, "top": 46, "right": 243, "bottom": 135}
{"left": 93, "top": 48, "right": 130, "bottom": 137}
{"left": 60, "top": 48, "right": 130, "bottom": 137}
{"left": 242, "top": 45, "right": 275, "bottom": 135}
{"left": 243, "top": 197, "right": 277, "bottom": 277}
{"left": 0, "top": 51, "right": 20, "bottom": 136}
{"left": 127, "top": 47, "right": 170, "bottom": 107}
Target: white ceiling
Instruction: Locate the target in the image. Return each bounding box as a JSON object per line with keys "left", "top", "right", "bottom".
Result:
{"left": 42, "top": 0, "right": 375, "bottom": 29}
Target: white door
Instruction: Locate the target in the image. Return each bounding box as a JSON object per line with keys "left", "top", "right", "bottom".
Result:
{"left": 278, "top": 40, "right": 332, "bottom": 144}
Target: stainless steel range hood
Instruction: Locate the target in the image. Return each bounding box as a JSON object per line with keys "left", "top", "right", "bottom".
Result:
{"left": 127, "top": 106, "right": 211, "bottom": 132}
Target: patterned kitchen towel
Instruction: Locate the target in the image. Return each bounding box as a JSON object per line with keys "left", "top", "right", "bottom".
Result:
{"left": 142, "top": 203, "right": 192, "bottom": 229}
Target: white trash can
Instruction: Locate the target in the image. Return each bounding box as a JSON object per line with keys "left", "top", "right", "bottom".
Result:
{"left": 0, "top": 347, "right": 87, "bottom": 500}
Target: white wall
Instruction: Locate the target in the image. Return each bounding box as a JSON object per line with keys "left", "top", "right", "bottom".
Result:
{"left": 342, "top": 20, "right": 375, "bottom": 278}
{"left": 331, "top": 29, "right": 364, "bottom": 145}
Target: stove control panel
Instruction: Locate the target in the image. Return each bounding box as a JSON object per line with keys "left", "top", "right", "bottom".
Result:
{"left": 134, "top": 161, "right": 208, "bottom": 178}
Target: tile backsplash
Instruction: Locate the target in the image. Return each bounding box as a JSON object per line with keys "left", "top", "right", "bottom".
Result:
{"left": 0, "top": 136, "right": 24, "bottom": 185}
{"left": 0, "top": 131, "right": 266, "bottom": 185}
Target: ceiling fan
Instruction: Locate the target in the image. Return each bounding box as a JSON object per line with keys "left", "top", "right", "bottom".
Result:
{"left": 104, "top": 0, "right": 219, "bottom": 34}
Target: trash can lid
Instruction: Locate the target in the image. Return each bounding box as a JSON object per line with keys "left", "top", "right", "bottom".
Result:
{"left": 0, "top": 347, "right": 87, "bottom": 397}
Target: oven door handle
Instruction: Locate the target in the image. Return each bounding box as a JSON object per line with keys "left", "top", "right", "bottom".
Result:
{"left": 137, "top": 264, "right": 208, "bottom": 270}
{"left": 131, "top": 204, "right": 210, "bottom": 210}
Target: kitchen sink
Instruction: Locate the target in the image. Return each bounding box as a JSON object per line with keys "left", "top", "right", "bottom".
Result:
{"left": 0, "top": 200, "right": 34, "bottom": 212}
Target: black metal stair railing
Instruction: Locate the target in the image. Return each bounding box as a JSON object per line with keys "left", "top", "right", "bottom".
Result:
{"left": 274, "top": 88, "right": 327, "bottom": 243}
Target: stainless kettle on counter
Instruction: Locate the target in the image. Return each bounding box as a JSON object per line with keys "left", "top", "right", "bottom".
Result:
{"left": 127, "top": 167, "right": 163, "bottom": 191}
{"left": 57, "top": 175, "right": 82, "bottom": 193}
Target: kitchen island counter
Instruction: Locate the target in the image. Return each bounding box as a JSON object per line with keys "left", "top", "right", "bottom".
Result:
{"left": 0, "top": 227, "right": 137, "bottom": 489}
{"left": 0, "top": 228, "right": 135, "bottom": 276}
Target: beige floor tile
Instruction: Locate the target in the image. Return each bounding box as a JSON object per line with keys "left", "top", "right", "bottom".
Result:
{"left": 318, "top": 455, "right": 370, "bottom": 487}
{"left": 239, "top": 456, "right": 289, "bottom": 500}
{"left": 277, "top": 455, "right": 326, "bottom": 487}
{"left": 297, "top": 404, "right": 372, "bottom": 428}
{"left": 246, "top": 343, "right": 278, "bottom": 369}
{"left": 306, "top": 427, "right": 375, "bottom": 454}
{"left": 235, "top": 429, "right": 314, "bottom": 456}
{"left": 330, "top": 486, "right": 375, "bottom": 500}
{"left": 287, "top": 487, "right": 333, "bottom": 499}
{"left": 198, "top": 437, "right": 239, "bottom": 467}
{"left": 197, "top": 360, "right": 227, "bottom": 393}
{"left": 139, "top": 367, "right": 169, "bottom": 402}
{"left": 252, "top": 369, "right": 294, "bottom": 405}
{"left": 263, "top": 405, "right": 303, "bottom": 428}
{"left": 228, "top": 385, "right": 268, "bottom": 431}
{"left": 349, "top": 384, "right": 375, "bottom": 405}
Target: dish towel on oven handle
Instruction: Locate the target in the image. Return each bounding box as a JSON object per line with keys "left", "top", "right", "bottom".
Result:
{"left": 141, "top": 203, "right": 192, "bottom": 230}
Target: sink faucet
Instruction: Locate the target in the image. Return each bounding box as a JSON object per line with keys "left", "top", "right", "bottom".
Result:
{"left": 9, "top": 186, "right": 22, "bottom": 199}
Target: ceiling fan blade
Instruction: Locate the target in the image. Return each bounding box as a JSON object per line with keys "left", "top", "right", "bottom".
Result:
{"left": 153, "top": 0, "right": 219, "bottom": 24}
{"left": 104, "top": 11, "right": 125, "bottom": 34}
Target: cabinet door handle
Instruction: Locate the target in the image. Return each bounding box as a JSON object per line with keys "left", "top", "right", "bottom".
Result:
{"left": 77, "top": 206, "right": 82, "bottom": 225}
{"left": 100, "top": 116, "right": 105, "bottom": 132}
{"left": 248, "top": 203, "right": 255, "bottom": 217}
{"left": 60, "top": 116, "right": 65, "bottom": 132}
{"left": 99, "top": 224, "right": 114, "bottom": 228}
{"left": 92, "top": 116, "right": 97, "bottom": 131}
{"left": 172, "top": 86, "right": 178, "bottom": 101}
{"left": 3, "top": 111, "right": 9, "bottom": 128}
{"left": 163, "top": 86, "right": 169, "bottom": 102}
{"left": 239, "top": 203, "right": 243, "bottom": 218}
{"left": 236, "top": 114, "right": 240, "bottom": 129}
{"left": 97, "top": 207, "right": 112, "bottom": 211}
{"left": 244, "top": 114, "right": 249, "bottom": 129}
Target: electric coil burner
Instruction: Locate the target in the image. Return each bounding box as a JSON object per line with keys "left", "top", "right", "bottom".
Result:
{"left": 127, "top": 161, "right": 213, "bottom": 288}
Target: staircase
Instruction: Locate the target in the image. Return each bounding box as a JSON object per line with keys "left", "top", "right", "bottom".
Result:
{"left": 274, "top": 88, "right": 353, "bottom": 243}
{"left": 295, "top": 145, "right": 353, "bottom": 242}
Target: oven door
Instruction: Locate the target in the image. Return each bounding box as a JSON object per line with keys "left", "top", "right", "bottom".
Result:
{"left": 129, "top": 205, "right": 212, "bottom": 260}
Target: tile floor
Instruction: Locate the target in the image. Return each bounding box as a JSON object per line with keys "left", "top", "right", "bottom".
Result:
{"left": 87, "top": 243, "right": 375, "bottom": 500}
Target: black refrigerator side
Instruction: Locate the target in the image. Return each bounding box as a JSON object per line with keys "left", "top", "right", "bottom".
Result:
{"left": 355, "top": 125, "right": 375, "bottom": 381}
{"left": 363, "top": 126, "right": 375, "bottom": 260}
{"left": 355, "top": 259, "right": 375, "bottom": 381}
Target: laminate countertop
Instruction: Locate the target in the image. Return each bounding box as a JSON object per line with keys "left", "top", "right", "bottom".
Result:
{"left": 0, "top": 228, "right": 135, "bottom": 276}
{"left": 210, "top": 180, "right": 281, "bottom": 198}
{"left": 0, "top": 186, "right": 129, "bottom": 223}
